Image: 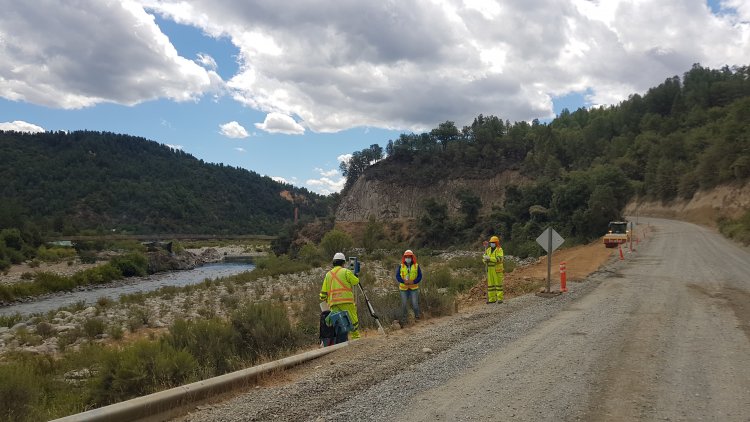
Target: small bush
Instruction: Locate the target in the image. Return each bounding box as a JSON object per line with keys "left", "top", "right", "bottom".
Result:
{"left": 126, "top": 306, "right": 151, "bottom": 332}
{"left": 231, "top": 302, "right": 300, "bottom": 363}
{"left": 90, "top": 340, "right": 197, "bottom": 406}
{"left": 96, "top": 296, "right": 115, "bottom": 308}
{"left": 83, "top": 318, "right": 106, "bottom": 339}
{"left": 35, "top": 322, "right": 55, "bottom": 338}
{"left": 110, "top": 253, "right": 148, "bottom": 277}
{"left": 0, "top": 313, "right": 24, "bottom": 328}
{"left": 166, "top": 318, "right": 238, "bottom": 376}
{"left": 0, "top": 362, "right": 43, "bottom": 422}
{"left": 419, "top": 288, "right": 457, "bottom": 318}
{"left": 319, "top": 229, "right": 353, "bottom": 259}
{"left": 108, "top": 325, "right": 124, "bottom": 340}
{"left": 298, "top": 243, "right": 324, "bottom": 266}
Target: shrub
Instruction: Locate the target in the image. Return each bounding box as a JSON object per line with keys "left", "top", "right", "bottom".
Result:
{"left": 83, "top": 318, "right": 106, "bottom": 339}
{"left": 35, "top": 322, "right": 55, "bottom": 338}
{"left": 0, "top": 313, "right": 24, "bottom": 328}
{"left": 126, "top": 306, "right": 151, "bottom": 332}
{"left": 166, "top": 318, "right": 238, "bottom": 376}
{"left": 36, "top": 246, "right": 77, "bottom": 262}
{"left": 108, "top": 325, "right": 124, "bottom": 340}
{"left": 90, "top": 340, "right": 197, "bottom": 406}
{"left": 298, "top": 243, "right": 324, "bottom": 266}
{"left": 110, "top": 253, "right": 148, "bottom": 277}
{"left": 319, "top": 229, "right": 353, "bottom": 259}
{"left": 231, "top": 302, "right": 300, "bottom": 362}
{"left": 419, "top": 288, "right": 457, "bottom": 318}
{"left": 35, "top": 272, "right": 76, "bottom": 292}
{"left": 0, "top": 362, "right": 42, "bottom": 422}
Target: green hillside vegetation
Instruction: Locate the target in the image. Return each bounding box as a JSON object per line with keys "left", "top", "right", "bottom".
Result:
{"left": 340, "top": 64, "right": 750, "bottom": 253}
{"left": 0, "top": 131, "right": 333, "bottom": 268}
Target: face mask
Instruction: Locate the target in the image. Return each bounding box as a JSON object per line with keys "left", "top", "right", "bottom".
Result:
{"left": 489, "top": 243, "right": 496, "bottom": 248}
{"left": 405, "top": 258, "right": 412, "bottom": 264}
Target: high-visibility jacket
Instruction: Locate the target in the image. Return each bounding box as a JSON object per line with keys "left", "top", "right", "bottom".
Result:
{"left": 396, "top": 263, "right": 421, "bottom": 291}
{"left": 319, "top": 266, "right": 359, "bottom": 305}
{"left": 485, "top": 246, "right": 504, "bottom": 273}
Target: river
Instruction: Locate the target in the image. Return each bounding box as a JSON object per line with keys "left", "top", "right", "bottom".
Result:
{"left": 0, "top": 261, "right": 255, "bottom": 316}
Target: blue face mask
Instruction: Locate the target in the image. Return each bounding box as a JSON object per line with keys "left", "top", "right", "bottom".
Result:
{"left": 489, "top": 243, "right": 496, "bottom": 248}
{"left": 405, "top": 258, "right": 412, "bottom": 265}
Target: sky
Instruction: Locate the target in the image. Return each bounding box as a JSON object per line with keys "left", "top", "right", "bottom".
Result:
{"left": 1, "top": 0, "right": 749, "bottom": 195}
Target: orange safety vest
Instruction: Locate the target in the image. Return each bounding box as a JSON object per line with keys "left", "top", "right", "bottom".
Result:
{"left": 323, "top": 267, "right": 355, "bottom": 305}
{"left": 399, "top": 263, "right": 420, "bottom": 291}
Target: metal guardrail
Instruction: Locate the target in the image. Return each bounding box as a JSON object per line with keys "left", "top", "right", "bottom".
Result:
{"left": 50, "top": 342, "right": 349, "bottom": 422}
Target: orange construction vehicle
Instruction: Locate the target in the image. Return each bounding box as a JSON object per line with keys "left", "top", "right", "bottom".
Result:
{"left": 603, "top": 221, "right": 630, "bottom": 248}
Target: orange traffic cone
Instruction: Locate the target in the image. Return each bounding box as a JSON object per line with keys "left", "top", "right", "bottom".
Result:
{"left": 618, "top": 244, "right": 624, "bottom": 260}
{"left": 560, "top": 261, "right": 567, "bottom": 292}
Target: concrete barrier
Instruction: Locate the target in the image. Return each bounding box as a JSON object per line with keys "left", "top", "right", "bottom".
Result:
{"left": 51, "top": 341, "right": 349, "bottom": 422}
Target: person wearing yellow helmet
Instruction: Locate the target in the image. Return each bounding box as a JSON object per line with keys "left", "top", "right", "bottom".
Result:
{"left": 395, "top": 249, "right": 422, "bottom": 324}
{"left": 319, "top": 252, "right": 361, "bottom": 339}
{"left": 482, "top": 235, "right": 504, "bottom": 303}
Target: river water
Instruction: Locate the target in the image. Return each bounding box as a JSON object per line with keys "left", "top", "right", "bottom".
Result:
{"left": 0, "top": 261, "right": 255, "bottom": 317}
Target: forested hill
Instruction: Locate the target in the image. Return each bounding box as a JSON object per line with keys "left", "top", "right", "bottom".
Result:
{"left": 0, "top": 131, "right": 331, "bottom": 235}
{"left": 338, "top": 63, "right": 750, "bottom": 252}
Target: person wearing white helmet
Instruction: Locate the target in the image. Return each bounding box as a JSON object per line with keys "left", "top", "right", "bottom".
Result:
{"left": 395, "top": 249, "right": 422, "bottom": 324}
{"left": 319, "top": 252, "right": 361, "bottom": 339}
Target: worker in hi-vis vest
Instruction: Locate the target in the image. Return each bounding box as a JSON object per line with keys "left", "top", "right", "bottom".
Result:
{"left": 482, "top": 235, "right": 504, "bottom": 303}
{"left": 395, "top": 249, "right": 422, "bottom": 323}
{"left": 319, "top": 252, "right": 361, "bottom": 339}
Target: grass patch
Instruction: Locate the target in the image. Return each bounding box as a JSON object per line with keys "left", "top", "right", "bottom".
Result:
{"left": 719, "top": 211, "right": 750, "bottom": 245}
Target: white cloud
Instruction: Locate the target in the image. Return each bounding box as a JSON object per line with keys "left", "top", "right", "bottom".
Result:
{"left": 315, "top": 168, "right": 340, "bottom": 178}
{"left": 306, "top": 167, "right": 345, "bottom": 194}
{"left": 141, "top": 0, "right": 750, "bottom": 132}
{"left": 219, "top": 121, "right": 249, "bottom": 138}
{"left": 271, "top": 176, "right": 290, "bottom": 184}
{"left": 0, "top": 120, "right": 45, "bottom": 133}
{"left": 3, "top": 1, "right": 748, "bottom": 131}
{"left": 234, "top": 147, "right": 246, "bottom": 152}
{"left": 0, "top": 0, "right": 222, "bottom": 109}
{"left": 254, "top": 112, "right": 305, "bottom": 135}
{"left": 165, "top": 143, "right": 183, "bottom": 150}
{"left": 337, "top": 154, "right": 353, "bottom": 164}
{"left": 196, "top": 53, "right": 218, "bottom": 70}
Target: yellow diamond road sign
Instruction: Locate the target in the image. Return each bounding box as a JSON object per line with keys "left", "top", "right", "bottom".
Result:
{"left": 536, "top": 227, "right": 564, "bottom": 253}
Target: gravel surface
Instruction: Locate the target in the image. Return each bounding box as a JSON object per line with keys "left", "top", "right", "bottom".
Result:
{"left": 177, "top": 218, "right": 750, "bottom": 421}
{"left": 176, "top": 249, "right": 622, "bottom": 421}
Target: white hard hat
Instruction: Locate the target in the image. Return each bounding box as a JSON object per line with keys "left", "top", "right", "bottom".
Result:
{"left": 333, "top": 252, "right": 346, "bottom": 261}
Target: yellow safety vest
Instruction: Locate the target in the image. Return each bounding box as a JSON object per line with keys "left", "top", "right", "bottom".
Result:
{"left": 399, "top": 263, "right": 419, "bottom": 291}
{"left": 485, "top": 247, "right": 504, "bottom": 273}
{"left": 321, "top": 267, "right": 356, "bottom": 305}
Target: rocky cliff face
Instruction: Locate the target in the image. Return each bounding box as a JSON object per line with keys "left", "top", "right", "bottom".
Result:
{"left": 336, "top": 170, "right": 527, "bottom": 222}
{"left": 624, "top": 182, "right": 750, "bottom": 228}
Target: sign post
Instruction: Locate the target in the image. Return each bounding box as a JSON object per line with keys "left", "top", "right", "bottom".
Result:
{"left": 535, "top": 227, "right": 565, "bottom": 295}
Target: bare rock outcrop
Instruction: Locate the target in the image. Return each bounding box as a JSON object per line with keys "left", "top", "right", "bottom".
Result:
{"left": 335, "top": 170, "right": 527, "bottom": 222}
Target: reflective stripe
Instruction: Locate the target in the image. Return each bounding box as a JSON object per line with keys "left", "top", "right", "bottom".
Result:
{"left": 399, "top": 263, "right": 419, "bottom": 291}
{"left": 327, "top": 267, "right": 354, "bottom": 305}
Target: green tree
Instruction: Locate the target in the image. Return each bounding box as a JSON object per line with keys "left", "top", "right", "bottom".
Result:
{"left": 319, "top": 229, "right": 353, "bottom": 259}
{"left": 456, "top": 190, "right": 482, "bottom": 228}
{"left": 362, "top": 217, "right": 385, "bottom": 252}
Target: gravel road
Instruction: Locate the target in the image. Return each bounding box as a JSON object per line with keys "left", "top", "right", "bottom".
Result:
{"left": 177, "top": 218, "right": 750, "bottom": 422}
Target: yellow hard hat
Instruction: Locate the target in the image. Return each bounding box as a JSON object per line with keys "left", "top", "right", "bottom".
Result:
{"left": 489, "top": 236, "right": 500, "bottom": 243}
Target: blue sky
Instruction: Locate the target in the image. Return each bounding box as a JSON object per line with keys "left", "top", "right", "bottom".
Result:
{"left": 1, "top": 0, "right": 747, "bottom": 194}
